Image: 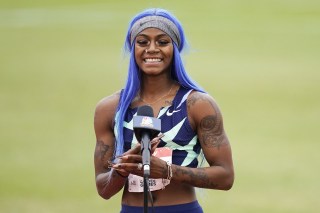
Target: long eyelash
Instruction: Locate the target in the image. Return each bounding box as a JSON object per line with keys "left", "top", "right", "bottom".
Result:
{"left": 158, "top": 41, "right": 170, "bottom": 46}
{"left": 136, "top": 40, "right": 148, "bottom": 46}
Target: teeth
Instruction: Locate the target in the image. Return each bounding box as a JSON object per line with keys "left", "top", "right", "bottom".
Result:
{"left": 145, "top": 58, "right": 161, "bottom": 62}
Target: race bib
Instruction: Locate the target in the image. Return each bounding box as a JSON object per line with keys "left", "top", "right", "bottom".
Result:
{"left": 128, "top": 147, "right": 172, "bottom": 192}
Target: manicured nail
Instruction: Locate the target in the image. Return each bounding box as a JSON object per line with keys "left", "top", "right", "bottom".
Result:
{"left": 113, "top": 163, "right": 122, "bottom": 168}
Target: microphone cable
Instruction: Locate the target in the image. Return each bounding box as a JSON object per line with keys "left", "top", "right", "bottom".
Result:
{"left": 146, "top": 177, "right": 155, "bottom": 213}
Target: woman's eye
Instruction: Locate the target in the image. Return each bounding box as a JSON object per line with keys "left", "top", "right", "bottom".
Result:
{"left": 136, "top": 40, "right": 149, "bottom": 46}
{"left": 158, "top": 40, "right": 170, "bottom": 46}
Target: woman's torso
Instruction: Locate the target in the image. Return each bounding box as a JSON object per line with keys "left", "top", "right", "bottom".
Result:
{"left": 115, "top": 86, "right": 202, "bottom": 206}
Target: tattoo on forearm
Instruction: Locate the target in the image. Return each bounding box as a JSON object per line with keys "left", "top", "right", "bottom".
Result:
{"left": 175, "top": 167, "right": 218, "bottom": 188}
{"left": 95, "top": 140, "right": 112, "bottom": 170}
{"left": 95, "top": 140, "right": 110, "bottom": 160}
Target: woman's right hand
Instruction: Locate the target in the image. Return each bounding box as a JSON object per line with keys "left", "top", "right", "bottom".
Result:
{"left": 110, "top": 134, "right": 163, "bottom": 176}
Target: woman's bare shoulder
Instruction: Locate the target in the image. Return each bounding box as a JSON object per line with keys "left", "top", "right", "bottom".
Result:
{"left": 187, "top": 91, "right": 219, "bottom": 111}
{"left": 187, "top": 90, "right": 223, "bottom": 125}
{"left": 95, "top": 90, "right": 121, "bottom": 116}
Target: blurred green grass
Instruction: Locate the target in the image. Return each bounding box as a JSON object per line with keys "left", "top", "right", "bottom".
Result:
{"left": 1, "top": 0, "right": 319, "bottom": 212}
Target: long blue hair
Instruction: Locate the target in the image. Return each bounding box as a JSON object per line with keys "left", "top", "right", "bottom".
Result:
{"left": 114, "top": 8, "right": 205, "bottom": 157}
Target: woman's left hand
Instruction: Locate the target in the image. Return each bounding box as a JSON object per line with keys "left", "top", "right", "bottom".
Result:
{"left": 110, "top": 134, "right": 164, "bottom": 177}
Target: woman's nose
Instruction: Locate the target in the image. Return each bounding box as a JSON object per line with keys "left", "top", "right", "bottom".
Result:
{"left": 147, "top": 41, "right": 160, "bottom": 53}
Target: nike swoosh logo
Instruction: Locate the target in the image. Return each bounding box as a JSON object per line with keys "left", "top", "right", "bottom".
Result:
{"left": 140, "top": 20, "right": 153, "bottom": 26}
{"left": 166, "top": 109, "right": 181, "bottom": 116}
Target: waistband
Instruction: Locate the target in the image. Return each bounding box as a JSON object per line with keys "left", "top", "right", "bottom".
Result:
{"left": 120, "top": 200, "right": 203, "bottom": 213}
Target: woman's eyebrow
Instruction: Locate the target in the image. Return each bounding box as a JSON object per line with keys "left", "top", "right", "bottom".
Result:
{"left": 136, "top": 33, "right": 170, "bottom": 39}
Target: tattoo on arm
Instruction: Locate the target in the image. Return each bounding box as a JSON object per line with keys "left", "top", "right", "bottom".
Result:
{"left": 200, "top": 115, "right": 216, "bottom": 131}
{"left": 175, "top": 166, "right": 218, "bottom": 188}
{"left": 95, "top": 140, "right": 110, "bottom": 160}
{"left": 188, "top": 92, "right": 228, "bottom": 149}
{"left": 187, "top": 92, "right": 208, "bottom": 108}
{"left": 95, "top": 140, "right": 112, "bottom": 171}
{"left": 200, "top": 114, "right": 227, "bottom": 149}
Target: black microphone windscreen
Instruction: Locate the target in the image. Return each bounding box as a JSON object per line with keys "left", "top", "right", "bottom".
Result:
{"left": 137, "top": 105, "right": 154, "bottom": 117}
{"left": 133, "top": 105, "right": 161, "bottom": 141}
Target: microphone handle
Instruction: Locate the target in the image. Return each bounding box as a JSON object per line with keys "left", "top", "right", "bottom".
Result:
{"left": 141, "top": 132, "right": 151, "bottom": 177}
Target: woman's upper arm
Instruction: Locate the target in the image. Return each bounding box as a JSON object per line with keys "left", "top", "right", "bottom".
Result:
{"left": 93, "top": 92, "right": 120, "bottom": 177}
{"left": 188, "top": 92, "right": 233, "bottom": 170}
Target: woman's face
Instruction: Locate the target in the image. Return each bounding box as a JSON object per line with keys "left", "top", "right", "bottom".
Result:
{"left": 134, "top": 28, "right": 174, "bottom": 76}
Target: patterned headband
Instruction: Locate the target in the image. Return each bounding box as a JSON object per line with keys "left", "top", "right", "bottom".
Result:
{"left": 130, "top": 15, "right": 181, "bottom": 48}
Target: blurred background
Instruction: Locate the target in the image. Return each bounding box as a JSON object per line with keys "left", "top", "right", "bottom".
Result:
{"left": 1, "top": 0, "right": 319, "bottom": 212}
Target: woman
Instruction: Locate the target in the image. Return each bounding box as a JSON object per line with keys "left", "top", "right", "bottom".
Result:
{"left": 94, "top": 8, "right": 234, "bottom": 213}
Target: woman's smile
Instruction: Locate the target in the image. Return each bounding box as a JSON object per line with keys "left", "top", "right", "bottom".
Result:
{"left": 144, "top": 58, "right": 162, "bottom": 63}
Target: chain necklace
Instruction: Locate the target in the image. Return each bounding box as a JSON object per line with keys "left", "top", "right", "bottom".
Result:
{"left": 139, "top": 84, "right": 174, "bottom": 106}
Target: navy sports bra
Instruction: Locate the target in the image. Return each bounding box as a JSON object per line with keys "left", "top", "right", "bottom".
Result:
{"left": 114, "top": 86, "right": 202, "bottom": 168}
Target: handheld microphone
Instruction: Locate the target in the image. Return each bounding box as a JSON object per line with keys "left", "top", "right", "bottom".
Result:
{"left": 133, "top": 105, "right": 161, "bottom": 177}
